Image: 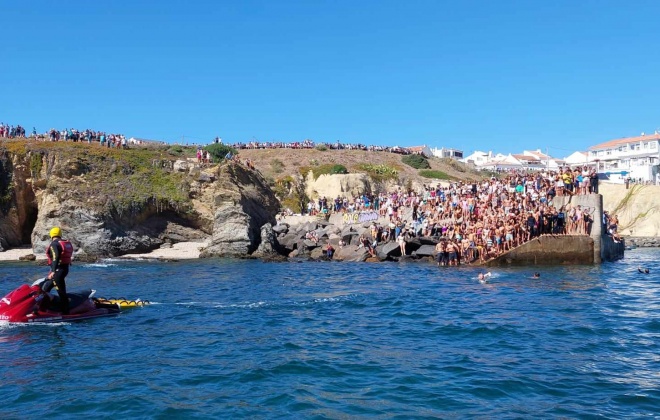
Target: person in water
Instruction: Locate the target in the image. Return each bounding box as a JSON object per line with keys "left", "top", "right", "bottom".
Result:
{"left": 531, "top": 272, "right": 541, "bottom": 279}
{"left": 478, "top": 272, "right": 491, "bottom": 281}
{"left": 42, "top": 227, "right": 74, "bottom": 314}
{"left": 638, "top": 267, "right": 650, "bottom": 274}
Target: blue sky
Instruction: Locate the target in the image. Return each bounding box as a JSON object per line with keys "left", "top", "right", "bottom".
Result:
{"left": 3, "top": 0, "right": 660, "bottom": 156}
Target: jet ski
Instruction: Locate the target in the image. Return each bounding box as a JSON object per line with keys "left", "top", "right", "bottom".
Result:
{"left": 0, "top": 279, "right": 121, "bottom": 323}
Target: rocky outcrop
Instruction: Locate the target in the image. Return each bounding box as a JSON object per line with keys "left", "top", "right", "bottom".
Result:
{"left": 625, "top": 236, "right": 660, "bottom": 248}
{"left": 28, "top": 151, "right": 211, "bottom": 260}
{"left": 0, "top": 141, "right": 281, "bottom": 260}
{"left": 199, "top": 163, "right": 280, "bottom": 258}
{"left": 305, "top": 173, "right": 373, "bottom": 201}
{"left": 0, "top": 152, "right": 37, "bottom": 248}
{"left": 601, "top": 184, "right": 660, "bottom": 237}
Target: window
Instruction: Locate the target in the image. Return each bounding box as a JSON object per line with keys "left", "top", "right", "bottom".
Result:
{"left": 651, "top": 142, "right": 658, "bottom": 149}
{"left": 643, "top": 142, "right": 648, "bottom": 149}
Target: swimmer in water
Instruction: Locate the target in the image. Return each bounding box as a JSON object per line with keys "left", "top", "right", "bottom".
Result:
{"left": 638, "top": 267, "right": 650, "bottom": 274}
{"left": 478, "top": 272, "right": 492, "bottom": 282}
{"left": 531, "top": 272, "right": 540, "bottom": 279}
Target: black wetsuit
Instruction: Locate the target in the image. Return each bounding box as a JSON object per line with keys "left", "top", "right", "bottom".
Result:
{"left": 43, "top": 238, "right": 71, "bottom": 315}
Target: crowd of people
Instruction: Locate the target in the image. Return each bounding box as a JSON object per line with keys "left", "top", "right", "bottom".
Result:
{"left": 44, "top": 128, "right": 129, "bottom": 148}
{"left": 230, "top": 140, "right": 413, "bottom": 155}
{"left": 306, "top": 169, "right": 602, "bottom": 265}
{"left": 0, "top": 123, "right": 28, "bottom": 138}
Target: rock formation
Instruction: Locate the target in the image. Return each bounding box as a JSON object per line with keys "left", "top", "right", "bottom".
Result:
{"left": 0, "top": 141, "right": 281, "bottom": 260}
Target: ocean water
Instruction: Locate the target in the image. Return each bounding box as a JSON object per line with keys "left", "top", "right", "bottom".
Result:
{"left": 1, "top": 250, "right": 660, "bottom": 418}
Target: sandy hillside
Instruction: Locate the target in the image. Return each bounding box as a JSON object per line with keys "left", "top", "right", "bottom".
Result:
{"left": 236, "top": 148, "right": 482, "bottom": 183}
{"left": 601, "top": 183, "right": 660, "bottom": 236}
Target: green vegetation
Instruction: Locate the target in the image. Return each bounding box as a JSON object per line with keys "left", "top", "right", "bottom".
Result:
{"left": 315, "top": 144, "right": 328, "bottom": 151}
{"left": 419, "top": 169, "right": 451, "bottom": 180}
{"left": 0, "top": 139, "right": 194, "bottom": 216}
{"left": 0, "top": 157, "right": 13, "bottom": 211}
{"left": 402, "top": 154, "right": 431, "bottom": 169}
{"left": 299, "top": 163, "right": 348, "bottom": 179}
{"left": 166, "top": 145, "right": 197, "bottom": 157}
{"left": 355, "top": 163, "right": 399, "bottom": 182}
{"left": 29, "top": 153, "right": 43, "bottom": 177}
{"left": 204, "top": 143, "right": 237, "bottom": 162}
{"left": 49, "top": 149, "right": 190, "bottom": 216}
{"left": 611, "top": 184, "right": 643, "bottom": 215}
{"left": 270, "top": 158, "right": 285, "bottom": 174}
{"left": 272, "top": 175, "right": 308, "bottom": 213}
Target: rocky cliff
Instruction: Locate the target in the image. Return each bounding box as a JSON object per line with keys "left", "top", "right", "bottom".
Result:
{"left": 600, "top": 183, "right": 660, "bottom": 237}
{"left": 0, "top": 140, "right": 280, "bottom": 260}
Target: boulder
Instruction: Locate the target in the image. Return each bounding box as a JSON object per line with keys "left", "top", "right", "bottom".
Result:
{"left": 200, "top": 164, "right": 280, "bottom": 257}
{"left": 382, "top": 241, "right": 402, "bottom": 257}
{"left": 303, "top": 239, "right": 320, "bottom": 249}
{"left": 335, "top": 244, "right": 370, "bottom": 262}
{"left": 310, "top": 247, "right": 325, "bottom": 259}
{"left": 342, "top": 232, "right": 360, "bottom": 245}
{"left": 413, "top": 244, "right": 437, "bottom": 257}
{"left": 375, "top": 244, "right": 389, "bottom": 261}
{"left": 278, "top": 232, "right": 300, "bottom": 252}
{"left": 253, "top": 224, "right": 280, "bottom": 258}
{"left": 198, "top": 173, "right": 214, "bottom": 183}
{"left": 173, "top": 160, "right": 189, "bottom": 172}
{"left": 419, "top": 236, "right": 439, "bottom": 245}
{"left": 272, "top": 223, "right": 289, "bottom": 234}
{"left": 325, "top": 225, "right": 341, "bottom": 235}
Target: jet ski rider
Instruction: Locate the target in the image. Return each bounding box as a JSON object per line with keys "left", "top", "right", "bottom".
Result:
{"left": 43, "top": 227, "right": 74, "bottom": 315}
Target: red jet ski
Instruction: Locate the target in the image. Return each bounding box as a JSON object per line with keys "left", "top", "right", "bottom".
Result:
{"left": 0, "top": 279, "right": 121, "bottom": 323}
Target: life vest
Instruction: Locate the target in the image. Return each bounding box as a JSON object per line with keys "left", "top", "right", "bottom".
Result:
{"left": 46, "top": 240, "right": 74, "bottom": 266}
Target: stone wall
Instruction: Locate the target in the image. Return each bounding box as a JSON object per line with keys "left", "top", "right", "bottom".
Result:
{"left": 487, "top": 235, "right": 595, "bottom": 266}
{"left": 551, "top": 193, "right": 603, "bottom": 263}
{"left": 602, "top": 234, "right": 625, "bottom": 261}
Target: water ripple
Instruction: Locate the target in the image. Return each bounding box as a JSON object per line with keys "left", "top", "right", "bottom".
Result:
{"left": 1, "top": 251, "right": 660, "bottom": 417}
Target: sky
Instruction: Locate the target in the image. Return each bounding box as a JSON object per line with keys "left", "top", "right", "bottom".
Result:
{"left": 3, "top": 0, "right": 660, "bottom": 156}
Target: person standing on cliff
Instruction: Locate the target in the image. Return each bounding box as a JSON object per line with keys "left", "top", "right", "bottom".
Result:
{"left": 589, "top": 169, "right": 599, "bottom": 194}
{"left": 43, "top": 227, "right": 74, "bottom": 315}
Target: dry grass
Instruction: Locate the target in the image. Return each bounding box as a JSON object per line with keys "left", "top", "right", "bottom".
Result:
{"left": 236, "top": 148, "right": 483, "bottom": 183}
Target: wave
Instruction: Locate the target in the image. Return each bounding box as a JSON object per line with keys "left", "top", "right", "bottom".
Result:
{"left": 82, "top": 263, "right": 117, "bottom": 268}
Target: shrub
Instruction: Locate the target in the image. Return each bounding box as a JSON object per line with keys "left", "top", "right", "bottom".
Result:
{"left": 300, "top": 163, "right": 348, "bottom": 179}
{"left": 167, "top": 144, "right": 197, "bottom": 157}
{"left": 315, "top": 144, "right": 328, "bottom": 151}
{"left": 356, "top": 163, "right": 399, "bottom": 182}
{"left": 204, "top": 143, "right": 237, "bottom": 162}
{"left": 419, "top": 170, "right": 451, "bottom": 180}
{"left": 402, "top": 154, "right": 431, "bottom": 169}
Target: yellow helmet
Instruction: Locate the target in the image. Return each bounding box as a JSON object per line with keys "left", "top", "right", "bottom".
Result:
{"left": 49, "top": 227, "right": 61, "bottom": 238}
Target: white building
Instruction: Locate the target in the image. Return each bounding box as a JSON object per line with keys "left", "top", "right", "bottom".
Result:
{"left": 461, "top": 150, "right": 491, "bottom": 167}
{"left": 563, "top": 151, "right": 593, "bottom": 168}
{"left": 478, "top": 154, "right": 524, "bottom": 172}
{"left": 521, "top": 149, "right": 563, "bottom": 170}
{"left": 408, "top": 145, "right": 434, "bottom": 157}
{"left": 588, "top": 133, "right": 660, "bottom": 183}
{"left": 430, "top": 147, "right": 464, "bottom": 159}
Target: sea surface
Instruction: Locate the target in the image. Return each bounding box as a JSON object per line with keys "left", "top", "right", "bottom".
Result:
{"left": 1, "top": 249, "right": 660, "bottom": 419}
